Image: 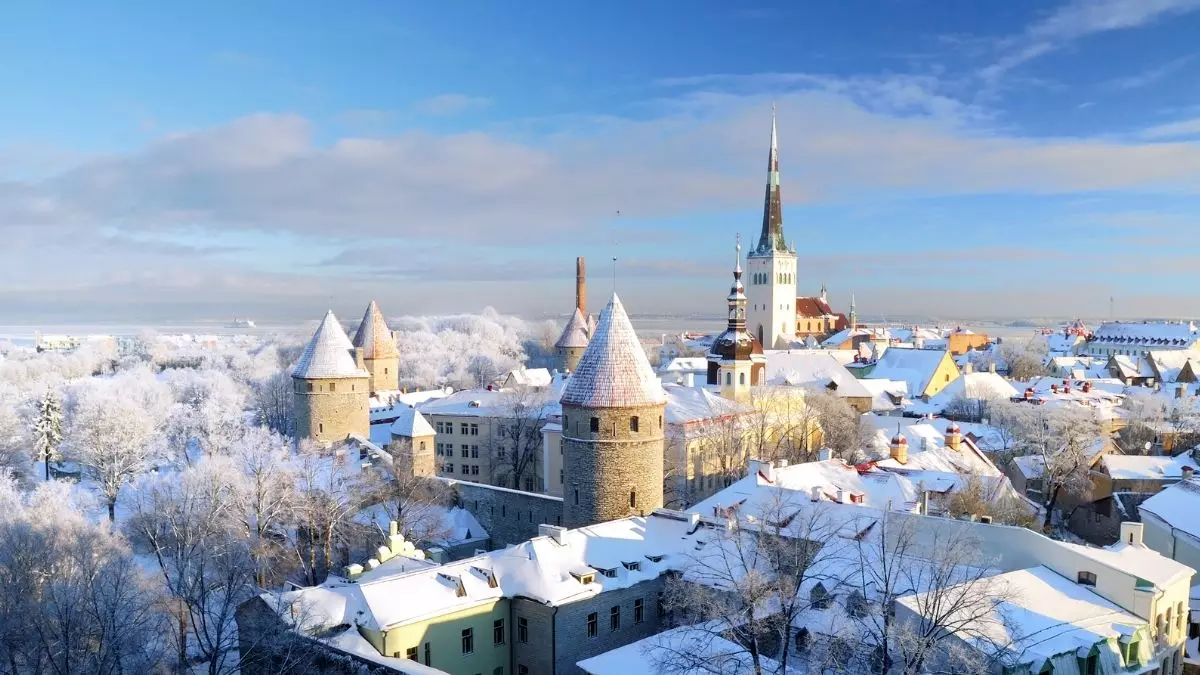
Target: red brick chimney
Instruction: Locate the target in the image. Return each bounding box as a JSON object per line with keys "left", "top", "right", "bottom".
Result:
{"left": 576, "top": 257, "right": 587, "bottom": 317}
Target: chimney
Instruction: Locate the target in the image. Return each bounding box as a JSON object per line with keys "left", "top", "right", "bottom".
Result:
{"left": 538, "top": 524, "right": 568, "bottom": 545}
{"left": 818, "top": 447, "right": 833, "bottom": 462}
{"left": 988, "top": 363, "right": 996, "bottom": 374}
{"left": 1119, "top": 522, "right": 1144, "bottom": 547}
{"left": 810, "top": 486, "right": 821, "bottom": 502}
{"left": 919, "top": 490, "right": 929, "bottom": 515}
{"left": 684, "top": 372, "right": 696, "bottom": 387}
{"left": 890, "top": 432, "right": 908, "bottom": 465}
{"left": 1024, "top": 388, "right": 1034, "bottom": 401}
{"left": 1177, "top": 383, "right": 1187, "bottom": 400}
{"left": 963, "top": 362, "right": 975, "bottom": 374}
{"left": 946, "top": 423, "right": 962, "bottom": 451}
{"left": 1182, "top": 465, "right": 1194, "bottom": 482}
{"left": 749, "top": 459, "right": 774, "bottom": 483}
{"left": 575, "top": 257, "right": 587, "bottom": 317}
{"left": 835, "top": 488, "right": 845, "bottom": 504}
{"left": 1082, "top": 381, "right": 1092, "bottom": 393}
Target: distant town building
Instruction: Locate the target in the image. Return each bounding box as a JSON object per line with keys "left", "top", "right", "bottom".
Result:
{"left": 1083, "top": 320, "right": 1200, "bottom": 359}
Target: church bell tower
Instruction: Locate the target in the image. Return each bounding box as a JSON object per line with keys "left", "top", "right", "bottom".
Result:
{"left": 745, "top": 106, "right": 798, "bottom": 349}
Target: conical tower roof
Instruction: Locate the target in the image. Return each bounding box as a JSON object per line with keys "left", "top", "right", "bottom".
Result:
{"left": 555, "top": 307, "right": 591, "bottom": 349}
{"left": 353, "top": 300, "right": 399, "bottom": 359}
{"left": 291, "top": 311, "right": 369, "bottom": 379}
{"left": 561, "top": 294, "right": 666, "bottom": 408}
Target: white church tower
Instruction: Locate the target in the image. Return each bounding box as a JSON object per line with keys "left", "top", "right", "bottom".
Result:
{"left": 745, "top": 107, "right": 797, "bottom": 349}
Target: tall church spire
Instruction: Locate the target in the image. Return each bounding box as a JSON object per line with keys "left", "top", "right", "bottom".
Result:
{"left": 756, "top": 104, "right": 787, "bottom": 254}
{"left": 728, "top": 234, "right": 747, "bottom": 330}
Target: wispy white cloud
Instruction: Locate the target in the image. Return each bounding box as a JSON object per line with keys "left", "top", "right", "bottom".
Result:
{"left": 411, "top": 94, "right": 491, "bottom": 116}
{"left": 1140, "top": 116, "right": 1200, "bottom": 139}
{"left": 1103, "top": 55, "right": 1195, "bottom": 89}
{"left": 981, "top": 0, "right": 1200, "bottom": 84}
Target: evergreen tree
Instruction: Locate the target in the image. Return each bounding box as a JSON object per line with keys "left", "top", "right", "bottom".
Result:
{"left": 32, "top": 390, "right": 63, "bottom": 481}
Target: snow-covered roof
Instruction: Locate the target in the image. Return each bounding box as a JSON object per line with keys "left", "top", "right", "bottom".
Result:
{"left": 1060, "top": 540, "right": 1194, "bottom": 588}
{"left": 577, "top": 626, "right": 783, "bottom": 675}
{"left": 290, "top": 311, "right": 370, "bottom": 380}
{"left": 1139, "top": 478, "right": 1200, "bottom": 541}
{"left": 899, "top": 565, "right": 1146, "bottom": 669}
{"left": 352, "top": 300, "right": 399, "bottom": 360}
{"left": 864, "top": 347, "right": 955, "bottom": 396}
{"left": 420, "top": 382, "right": 563, "bottom": 419}
{"left": 1092, "top": 320, "right": 1199, "bottom": 345}
{"left": 857, "top": 378, "right": 909, "bottom": 411}
{"left": 659, "top": 357, "right": 708, "bottom": 374}
{"left": 555, "top": 307, "right": 591, "bottom": 349}
{"left": 1100, "top": 452, "right": 1199, "bottom": 481}
{"left": 763, "top": 350, "right": 872, "bottom": 398}
{"left": 1148, "top": 350, "right": 1200, "bottom": 383}
{"left": 691, "top": 459, "right": 921, "bottom": 515}
{"left": 389, "top": 405, "right": 436, "bottom": 437}
{"left": 1110, "top": 354, "right": 1156, "bottom": 379}
{"left": 503, "top": 367, "right": 552, "bottom": 388}
{"left": 663, "top": 383, "right": 748, "bottom": 425}
{"left": 560, "top": 294, "right": 667, "bottom": 409}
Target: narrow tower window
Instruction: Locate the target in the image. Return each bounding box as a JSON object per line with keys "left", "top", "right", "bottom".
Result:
{"left": 590, "top": 417, "right": 600, "bottom": 432}
{"left": 630, "top": 416, "right": 639, "bottom": 432}
{"left": 630, "top": 488, "right": 636, "bottom": 508}
{"left": 725, "top": 372, "right": 732, "bottom": 385}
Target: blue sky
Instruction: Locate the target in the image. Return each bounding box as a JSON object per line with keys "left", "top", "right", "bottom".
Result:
{"left": 2, "top": 0, "right": 1200, "bottom": 322}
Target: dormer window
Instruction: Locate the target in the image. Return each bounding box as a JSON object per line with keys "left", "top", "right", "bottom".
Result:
{"left": 1077, "top": 571, "right": 1097, "bottom": 587}
{"left": 622, "top": 560, "right": 641, "bottom": 572}
{"left": 810, "top": 583, "right": 831, "bottom": 610}
{"left": 570, "top": 568, "right": 597, "bottom": 585}
{"left": 597, "top": 567, "right": 618, "bottom": 579}
{"left": 645, "top": 554, "right": 664, "bottom": 563}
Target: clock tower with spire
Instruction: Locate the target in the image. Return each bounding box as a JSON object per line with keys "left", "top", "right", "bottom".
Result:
{"left": 745, "top": 106, "right": 798, "bottom": 349}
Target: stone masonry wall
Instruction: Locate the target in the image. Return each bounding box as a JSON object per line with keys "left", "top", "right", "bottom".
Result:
{"left": 363, "top": 355, "right": 399, "bottom": 394}
{"left": 558, "top": 346, "right": 586, "bottom": 373}
{"left": 293, "top": 376, "right": 370, "bottom": 443}
{"left": 551, "top": 577, "right": 668, "bottom": 674}
{"left": 440, "top": 477, "right": 564, "bottom": 548}
{"left": 561, "top": 402, "right": 666, "bottom": 528}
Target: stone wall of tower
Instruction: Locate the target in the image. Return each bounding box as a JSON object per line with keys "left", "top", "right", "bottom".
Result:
{"left": 557, "top": 345, "right": 586, "bottom": 373}
{"left": 363, "top": 355, "right": 399, "bottom": 394}
{"left": 292, "top": 375, "right": 370, "bottom": 443}
{"left": 745, "top": 251, "right": 798, "bottom": 348}
{"left": 561, "top": 402, "right": 666, "bottom": 528}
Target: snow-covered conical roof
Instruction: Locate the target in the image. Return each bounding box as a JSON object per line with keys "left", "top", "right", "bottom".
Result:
{"left": 291, "top": 311, "right": 370, "bottom": 379}
{"left": 560, "top": 294, "right": 666, "bottom": 408}
{"left": 353, "top": 300, "right": 399, "bottom": 360}
{"left": 555, "top": 308, "right": 591, "bottom": 349}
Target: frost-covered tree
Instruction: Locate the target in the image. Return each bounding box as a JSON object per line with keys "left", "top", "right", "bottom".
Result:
{"left": 0, "top": 478, "right": 166, "bottom": 673}
{"left": 493, "top": 387, "right": 554, "bottom": 491}
{"left": 163, "top": 368, "right": 248, "bottom": 461}
{"left": 1117, "top": 388, "right": 1166, "bottom": 454}
{"left": 0, "top": 402, "right": 31, "bottom": 481}
{"left": 293, "top": 442, "right": 377, "bottom": 585}
{"left": 999, "top": 339, "right": 1048, "bottom": 381}
{"left": 253, "top": 370, "right": 294, "bottom": 436}
{"left": 126, "top": 459, "right": 255, "bottom": 675}
{"left": 1004, "top": 404, "right": 1101, "bottom": 527}
{"left": 66, "top": 376, "right": 165, "bottom": 521}
{"left": 393, "top": 308, "right": 530, "bottom": 390}
{"left": 31, "top": 390, "right": 63, "bottom": 481}
{"left": 374, "top": 438, "right": 455, "bottom": 545}
{"left": 231, "top": 427, "right": 299, "bottom": 587}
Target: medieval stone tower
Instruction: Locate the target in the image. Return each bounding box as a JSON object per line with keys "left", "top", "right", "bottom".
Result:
{"left": 291, "top": 311, "right": 371, "bottom": 443}
{"left": 560, "top": 294, "right": 667, "bottom": 528}
{"left": 745, "top": 107, "right": 798, "bottom": 349}
{"left": 352, "top": 300, "right": 399, "bottom": 395}
{"left": 555, "top": 257, "right": 591, "bottom": 372}
{"left": 708, "top": 235, "right": 767, "bottom": 401}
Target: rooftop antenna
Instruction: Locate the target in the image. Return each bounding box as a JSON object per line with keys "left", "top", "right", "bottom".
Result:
{"left": 612, "top": 209, "right": 621, "bottom": 292}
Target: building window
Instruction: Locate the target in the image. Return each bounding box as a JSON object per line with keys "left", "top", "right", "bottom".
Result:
{"left": 318, "top": 423, "right": 323, "bottom": 434}
{"left": 406, "top": 647, "right": 417, "bottom": 660}
{"left": 634, "top": 598, "right": 644, "bottom": 624}
{"left": 587, "top": 612, "right": 598, "bottom": 637}
{"left": 306, "top": 382, "right": 314, "bottom": 392}
{"left": 630, "top": 488, "right": 636, "bottom": 508}
{"left": 739, "top": 372, "right": 745, "bottom": 385}
{"left": 574, "top": 488, "right": 579, "bottom": 505}
{"left": 424, "top": 642, "right": 431, "bottom": 666}
{"left": 470, "top": 423, "right": 479, "bottom": 436}
{"left": 420, "top": 441, "right": 426, "bottom": 450}
{"left": 725, "top": 372, "right": 732, "bottom": 385}
{"left": 462, "top": 445, "right": 469, "bottom": 457}
{"left": 590, "top": 417, "right": 599, "bottom": 432}
{"left": 610, "top": 605, "right": 620, "bottom": 631}
{"left": 471, "top": 445, "right": 479, "bottom": 458}
{"left": 519, "top": 667, "right": 528, "bottom": 675}
{"left": 494, "top": 618, "right": 505, "bottom": 645}
{"left": 518, "top": 617, "right": 528, "bottom": 643}
{"left": 630, "top": 416, "right": 639, "bottom": 432}
{"left": 659, "top": 415, "right": 662, "bottom": 428}
{"left": 462, "top": 628, "right": 473, "bottom": 654}
{"left": 471, "top": 465, "right": 480, "bottom": 475}
{"left": 461, "top": 423, "right": 469, "bottom": 434}
{"left": 461, "top": 464, "right": 469, "bottom": 474}
{"left": 1077, "top": 571, "right": 1097, "bottom": 587}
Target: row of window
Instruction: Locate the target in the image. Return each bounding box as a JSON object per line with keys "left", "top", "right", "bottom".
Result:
{"left": 564, "top": 415, "right": 662, "bottom": 435}
{"left": 442, "top": 463, "right": 482, "bottom": 476}
{"left": 435, "top": 421, "right": 481, "bottom": 436}
{"left": 436, "top": 443, "right": 481, "bottom": 458}
{"left": 584, "top": 595, "right": 656, "bottom": 637}
{"left": 302, "top": 381, "right": 357, "bottom": 393}
{"left": 748, "top": 272, "right": 794, "bottom": 285}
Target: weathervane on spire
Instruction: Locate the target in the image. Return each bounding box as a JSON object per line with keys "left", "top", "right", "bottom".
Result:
{"left": 735, "top": 233, "right": 742, "bottom": 274}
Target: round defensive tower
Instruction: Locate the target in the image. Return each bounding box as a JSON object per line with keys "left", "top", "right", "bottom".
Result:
{"left": 352, "top": 300, "right": 400, "bottom": 395}
{"left": 560, "top": 294, "right": 667, "bottom": 528}
{"left": 291, "top": 310, "right": 371, "bottom": 443}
